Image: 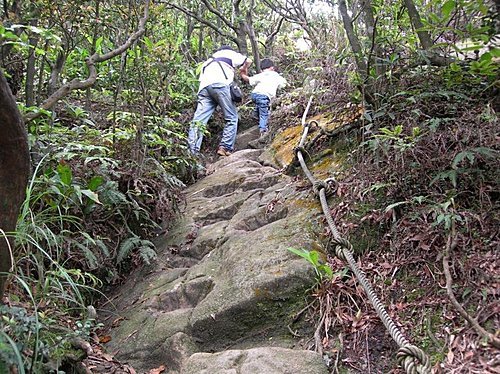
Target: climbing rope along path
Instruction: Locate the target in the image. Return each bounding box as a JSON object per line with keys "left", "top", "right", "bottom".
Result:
{"left": 294, "top": 96, "right": 433, "bottom": 374}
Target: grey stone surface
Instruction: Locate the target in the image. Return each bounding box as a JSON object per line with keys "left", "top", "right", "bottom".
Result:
{"left": 181, "top": 347, "right": 329, "bottom": 374}
{"left": 103, "top": 149, "right": 328, "bottom": 374}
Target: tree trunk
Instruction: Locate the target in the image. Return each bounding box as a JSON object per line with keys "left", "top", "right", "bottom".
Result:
{"left": 403, "top": 0, "right": 433, "bottom": 50}
{"left": 86, "top": 0, "right": 100, "bottom": 110}
{"left": 245, "top": 11, "right": 260, "bottom": 72}
{"left": 36, "top": 40, "right": 49, "bottom": 106}
{"left": 198, "top": 27, "right": 204, "bottom": 59}
{"left": 338, "top": 0, "right": 368, "bottom": 77}
{"left": 361, "top": 0, "right": 382, "bottom": 75}
{"left": 232, "top": 0, "right": 248, "bottom": 55}
{"left": 235, "top": 25, "right": 248, "bottom": 54}
{"left": 25, "top": 18, "right": 39, "bottom": 107}
{"left": 48, "top": 50, "right": 66, "bottom": 95}
{"left": 338, "top": 0, "right": 376, "bottom": 104}
{"left": 0, "top": 69, "right": 30, "bottom": 299}
{"left": 403, "top": 0, "right": 450, "bottom": 66}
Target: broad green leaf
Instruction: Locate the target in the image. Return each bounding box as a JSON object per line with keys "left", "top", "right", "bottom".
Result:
{"left": 95, "top": 36, "right": 103, "bottom": 52}
{"left": 82, "top": 189, "right": 101, "bottom": 204}
{"left": 309, "top": 250, "right": 320, "bottom": 266}
{"left": 479, "top": 52, "right": 492, "bottom": 63}
{"left": 87, "top": 176, "right": 104, "bottom": 191}
{"left": 143, "top": 36, "right": 154, "bottom": 50}
{"left": 287, "top": 247, "right": 310, "bottom": 261}
{"left": 489, "top": 47, "right": 500, "bottom": 57}
{"left": 321, "top": 265, "right": 333, "bottom": 278}
{"left": 442, "top": 0, "right": 455, "bottom": 19}
{"left": 56, "top": 164, "right": 72, "bottom": 186}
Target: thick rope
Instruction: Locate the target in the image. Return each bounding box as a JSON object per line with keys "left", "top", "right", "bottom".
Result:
{"left": 295, "top": 96, "right": 432, "bottom": 374}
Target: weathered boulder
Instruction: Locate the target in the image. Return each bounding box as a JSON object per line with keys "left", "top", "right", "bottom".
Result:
{"left": 103, "top": 148, "right": 328, "bottom": 373}
{"left": 181, "top": 347, "right": 329, "bottom": 374}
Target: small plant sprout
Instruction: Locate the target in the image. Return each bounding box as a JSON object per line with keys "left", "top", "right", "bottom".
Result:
{"left": 287, "top": 247, "right": 333, "bottom": 281}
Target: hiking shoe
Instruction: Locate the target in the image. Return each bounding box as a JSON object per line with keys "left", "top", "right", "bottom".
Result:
{"left": 258, "top": 130, "right": 270, "bottom": 143}
{"left": 217, "top": 146, "right": 232, "bottom": 157}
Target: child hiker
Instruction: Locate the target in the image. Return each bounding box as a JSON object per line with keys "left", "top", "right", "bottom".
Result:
{"left": 240, "top": 58, "right": 287, "bottom": 137}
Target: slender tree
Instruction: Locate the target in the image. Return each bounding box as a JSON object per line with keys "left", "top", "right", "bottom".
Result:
{"left": 403, "top": 0, "right": 433, "bottom": 50}
{"left": 337, "top": 0, "right": 378, "bottom": 104}
{"left": 25, "top": 17, "right": 39, "bottom": 106}
{"left": 403, "top": 0, "right": 449, "bottom": 65}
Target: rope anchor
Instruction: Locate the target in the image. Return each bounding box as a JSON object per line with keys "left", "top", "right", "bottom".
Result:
{"left": 328, "top": 236, "right": 352, "bottom": 261}
{"left": 293, "top": 145, "right": 306, "bottom": 157}
{"left": 313, "top": 177, "right": 338, "bottom": 198}
{"left": 397, "top": 345, "right": 432, "bottom": 374}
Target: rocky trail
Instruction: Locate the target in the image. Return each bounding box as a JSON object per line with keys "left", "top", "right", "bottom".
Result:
{"left": 92, "top": 125, "right": 332, "bottom": 373}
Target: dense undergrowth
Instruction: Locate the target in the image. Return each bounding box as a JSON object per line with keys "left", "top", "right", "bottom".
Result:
{"left": 291, "top": 62, "right": 499, "bottom": 372}
{"left": 1, "top": 103, "right": 196, "bottom": 372}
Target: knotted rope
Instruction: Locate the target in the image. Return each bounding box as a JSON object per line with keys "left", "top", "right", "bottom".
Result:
{"left": 294, "top": 96, "right": 432, "bottom": 374}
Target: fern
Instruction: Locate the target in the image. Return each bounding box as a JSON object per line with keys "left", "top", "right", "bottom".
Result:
{"left": 99, "top": 181, "right": 128, "bottom": 205}
{"left": 139, "top": 244, "right": 157, "bottom": 265}
{"left": 144, "top": 157, "right": 186, "bottom": 189}
{"left": 70, "top": 233, "right": 110, "bottom": 271}
{"left": 451, "top": 147, "right": 497, "bottom": 168}
{"left": 78, "top": 244, "right": 99, "bottom": 270}
{"left": 117, "top": 236, "right": 157, "bottom": 265}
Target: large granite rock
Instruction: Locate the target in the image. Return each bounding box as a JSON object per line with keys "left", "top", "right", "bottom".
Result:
{"left": 181, "top": 347, "right": 329, "bottom": 374}
{"left": 103, "top": 148, "right": 328, "bottom": 373}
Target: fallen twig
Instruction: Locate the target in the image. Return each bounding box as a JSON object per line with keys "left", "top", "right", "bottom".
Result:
{"left": 443, "top": 222, "right": 500, "bottom": 349}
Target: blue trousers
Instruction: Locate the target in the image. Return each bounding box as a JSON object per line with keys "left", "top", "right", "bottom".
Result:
{"left": 188, "top": 83, "right": 238, "bottom": 153}
{"left": 251, "top": 93, "right": 270, "bottom": 132}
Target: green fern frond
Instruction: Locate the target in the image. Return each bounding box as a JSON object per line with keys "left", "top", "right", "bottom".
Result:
{"left": 117, "top": 236, "right": 157, "bottom": 264}
{"left": 117, "top": 236, "right": 140, "bottom": 264}
{"left": 139, "top": 243, "right": 157, "bottom": 265}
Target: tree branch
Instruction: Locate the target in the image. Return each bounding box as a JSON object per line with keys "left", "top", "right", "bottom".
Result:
{"left": 164, "top": 2, "right": 238, "bottom": 45}
{"left": 200, "top": 0, "right": 237, "bottom": 32}
{"left": 25, "top": 0, "right": 151, "bottom": 123}
{"left": 262, "top": 0, "right": 303, "bottom": 26}
{"left": 267, "top": 16, "right": 285, "bottom": 44}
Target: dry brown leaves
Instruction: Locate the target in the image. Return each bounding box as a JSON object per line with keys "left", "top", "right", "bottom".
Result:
{"left": 301, "top": 71, "right": 499, "bottom": 373}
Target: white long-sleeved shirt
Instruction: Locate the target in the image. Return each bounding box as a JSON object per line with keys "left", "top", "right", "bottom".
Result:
{"left": 198, "top": 49, "right": 248, "bottom": 92}
{"left": 248, "top": 70, "right": 287, "bottom": 99}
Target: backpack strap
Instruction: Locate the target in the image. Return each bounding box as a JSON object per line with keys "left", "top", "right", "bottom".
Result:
{"left": 212, "top": 56, "right": 233, "bottom": 67}
{"left": 202, "top": 56, "right": 234, "bottom": 78}
{"left": 215, "top": 61, "right": 228, "bottom": 79}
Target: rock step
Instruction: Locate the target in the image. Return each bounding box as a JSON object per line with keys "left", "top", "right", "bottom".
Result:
{"left": 103, "top": 142, "right": 329, "bottom": 373}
